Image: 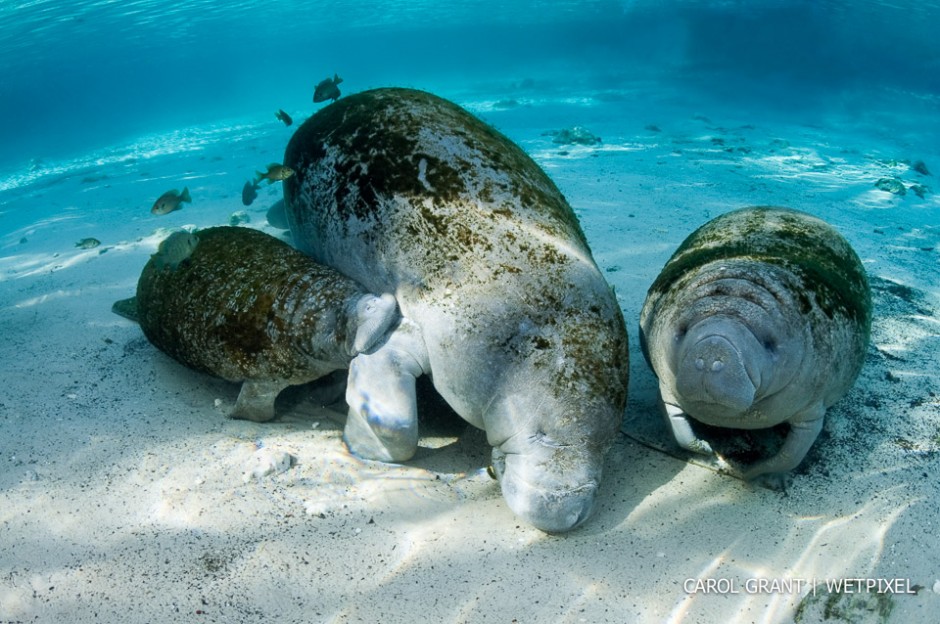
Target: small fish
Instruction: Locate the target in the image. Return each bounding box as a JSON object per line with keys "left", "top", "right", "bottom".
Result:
{"left": 313, "top": 73, "right": 342, "bottom": 103}
{"left": 242, "top": 180, "right": 260, "bottom": 206}
{"left": 75, "top": 237, "right": 101, "bottom": 249}
{"left": 152, "top": 230, "right": 199, "bottom": 270}
{"left": 275, "top": 109, "right": 293, "bottom": 126}
{"left": 255, "top": 163, "right": 294, "bottom": 185}
{"left": 151, "top": 187, "right": 192, "bottom": 215}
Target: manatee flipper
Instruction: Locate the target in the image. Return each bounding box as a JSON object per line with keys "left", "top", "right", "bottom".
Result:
{"left": 343, "top": 319, "right": 430, "bottom": 462}
{"left": 232, "top": 380, "right": 290, "bottom": 422}
{"left": 349, "top": 293, "right": 398, "bottom": 353}
{"left": 662, "top": 398, "right": 714, "bottom": 455}
{"left": 112, "top": 296, "right": 140, "bottom": 322}
{"left": 742, "top": 405, "right": 825, "bottom": 481}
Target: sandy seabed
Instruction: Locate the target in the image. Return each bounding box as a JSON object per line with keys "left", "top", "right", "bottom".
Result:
{"left": 1, "top": 80, "right": 939, "bottom": 623}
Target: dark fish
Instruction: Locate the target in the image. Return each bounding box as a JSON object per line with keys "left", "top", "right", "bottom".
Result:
{"left": 265, "top": 199, "right": 288, "bottom": 229}
{"left": 275, "top": 109, "right": 293, "bottom": 126}
{"left": 313, "top": 74, "right": 342, "bottom": 103}
{"left": 75, "top": 237, "right": 101, "bottom": 249}
{"left": 242, "top": 180, "right": 260, "bottom": 206}
{"left": 255, "top": 163, "right": 294, "bottom": 185}
{"left": 151, "top": 187, "right": 191, "bottom": 215}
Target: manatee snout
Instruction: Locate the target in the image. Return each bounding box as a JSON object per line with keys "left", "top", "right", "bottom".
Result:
{"left": 676, "top": 317, "right": 766, "bottom": 419}
{"left": 491, "top": 446, "right": 601, "bottom": 534}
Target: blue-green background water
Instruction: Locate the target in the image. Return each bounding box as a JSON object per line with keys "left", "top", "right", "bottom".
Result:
{"left": 2, "top": 3, "right": 940, "bottom": 621}
{"left": 2, "top": 0, "right": 939, "bottom": 171}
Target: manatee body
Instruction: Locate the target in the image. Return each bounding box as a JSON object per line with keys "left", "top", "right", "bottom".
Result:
{"left": 132, "top": 226, "right": 398, "bottom": 421}
{"left": 639, "top": 207, "right": 871, "bottom": 480}
{"left": 283, "top": 88, "right": 628, "bottom": 532}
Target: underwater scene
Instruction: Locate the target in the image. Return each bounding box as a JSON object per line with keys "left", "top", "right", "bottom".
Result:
{"left": 1, "top": 0, "right": 939, "bottom": 622}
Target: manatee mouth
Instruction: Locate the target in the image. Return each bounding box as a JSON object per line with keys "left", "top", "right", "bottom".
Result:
{"left": 676, "top": 319, "right": 764, "bottom": 420}
{"left": 491, "top": 448, "right": 599, "bottom": 534}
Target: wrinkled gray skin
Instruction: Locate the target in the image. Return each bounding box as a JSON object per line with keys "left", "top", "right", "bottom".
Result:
{"left": 640, "top": 207, "right": 871, "bottom": 482}
{"left": 283, "top": 88, "right": 629, "bottom": 532}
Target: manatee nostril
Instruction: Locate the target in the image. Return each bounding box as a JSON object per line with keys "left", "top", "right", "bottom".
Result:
{"left": 711, "top": 360, "right": 724, "bottom": 372}
{"left": 695, "top": 357, "right": 705, "bottom": 370}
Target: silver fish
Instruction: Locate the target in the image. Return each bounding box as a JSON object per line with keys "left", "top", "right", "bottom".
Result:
{"left": 151, "top": 187, "right": 192, "bottom": 215}
{"left": 152, "top": 230, "right": 199, "bottom": 270}
{"left": 75, "top": 237, "right": 101, "bottom": 249}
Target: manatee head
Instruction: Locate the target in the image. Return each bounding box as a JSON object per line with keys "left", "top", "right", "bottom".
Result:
{"left": 674, "top": 315, "right": 766, "bottom": 418}
{"left": 490, "top": 442, "right": 602, "bottom": 534}
{"left": 668, "top": 278, "right": 802, "bottom": 428}
{"left": 484, "top": 384, "right": 619, "bottom": 534}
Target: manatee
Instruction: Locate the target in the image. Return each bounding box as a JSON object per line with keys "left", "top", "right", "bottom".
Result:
{"left": 283, "top": 88, "right": 628, "bottom": 532}
{"left": 639, "top": 207, "right": 871, "bottom": 481}
{"left": 120, "top": 226, "right": 398, "bottom": 422}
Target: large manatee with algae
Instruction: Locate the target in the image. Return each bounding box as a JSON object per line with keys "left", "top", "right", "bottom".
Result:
{"left": 283, "top": 88, "right": 629, "bottom": 533}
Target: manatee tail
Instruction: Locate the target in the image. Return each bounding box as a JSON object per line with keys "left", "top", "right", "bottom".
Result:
{"left": 179, "top": 187, "right": 192, "bottom": 203}
{"left": 112, "top": 296, "right": 140, "bottom": 323}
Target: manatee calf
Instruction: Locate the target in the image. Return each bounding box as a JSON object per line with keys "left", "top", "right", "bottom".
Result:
{"left": 116, "top": 226, "right": 398, "bottom": 421}
{"left": 283, "top": 88, "right": 628, "bottom": 532}
{"left": 639, "top": 207, "right": 871, "bottom": 481}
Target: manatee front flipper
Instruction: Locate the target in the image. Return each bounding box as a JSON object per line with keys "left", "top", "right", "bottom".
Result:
{"left": 662, "top": 398, "right": 714, "bottom": 455}
{"left": 742, "top": 405, "right": 825, "bottom": 483}
{"left": 343, "top": 318, "right": 430, "bottom": 462}
{"left": 112, "top": 296, "right": 140, "bottom": 322}
{"left": 232, "top": 380, "right": 290, "bottom": 422}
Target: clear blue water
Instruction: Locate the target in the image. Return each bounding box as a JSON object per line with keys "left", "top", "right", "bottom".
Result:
{"left": 1, "top": 4, "right": 940, "bottom": 620}
{"left": 2, "top": 0, "right": 939, "bottom": 172}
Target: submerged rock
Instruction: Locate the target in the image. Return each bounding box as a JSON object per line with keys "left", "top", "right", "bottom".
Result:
{"left": 543, "top": 126, "right": 602, "bottom": 146}
{"left": 874, "top": 177, "right": 907, "bottom": 195}
{"left": 229, "top": 211, "right": 250, "bottom": 226}
{"left": 243, "top": 448, "right": 295, "bottom": 482}
{"left": 912, "top": 160, "right": 931, "bottom": 176}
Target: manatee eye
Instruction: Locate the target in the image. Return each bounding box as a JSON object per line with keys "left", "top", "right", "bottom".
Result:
{"left": 675, "top": 326, "right": 687, "bottom": 341}
{"left": 763, "top": 339, "right": 777, "bottom": 353}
